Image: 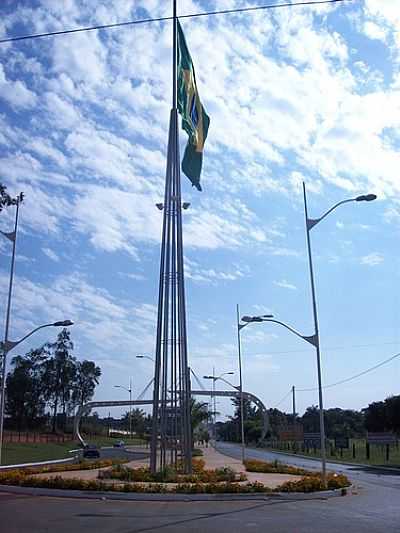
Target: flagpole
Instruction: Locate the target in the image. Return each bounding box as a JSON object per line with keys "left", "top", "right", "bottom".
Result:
{"left": 173, "top": 0, "right": 177, "bottom": 110}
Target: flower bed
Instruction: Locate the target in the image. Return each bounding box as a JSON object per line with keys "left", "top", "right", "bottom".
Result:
{"left": 244, "top": 459, "right": 310, "bottom": 476}
{"left": 99, "top": 459, "right": 246, "bottom": 483}
{"left": 0, "top": 457, "right": 350, "bottom": 494}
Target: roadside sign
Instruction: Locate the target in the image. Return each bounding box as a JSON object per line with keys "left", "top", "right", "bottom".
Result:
{"left": 334, "top": 436, "right": 350, "bottom": 449}
{"left": 304, "top": 432, "right": 321, "bottom": 448}
{"left": 367, "top": 432, "right": 396, "bottom": 445}
{"left": 279, "top": 425, "right": 304, "bottom": 441}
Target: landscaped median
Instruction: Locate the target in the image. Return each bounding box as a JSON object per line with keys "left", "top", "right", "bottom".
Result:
{"left": 0, "top": 457, "right": 350, "bottom": 495}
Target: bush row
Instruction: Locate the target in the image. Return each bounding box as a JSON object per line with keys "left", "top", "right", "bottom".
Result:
{"left": 99, "top": 464, "right": 246, "bottom": 484}
{"left": 244, "top": 459, "right": 310, "bottom": 476}
{"left": 0, "top": 470, "right": 350, "bottom": 494}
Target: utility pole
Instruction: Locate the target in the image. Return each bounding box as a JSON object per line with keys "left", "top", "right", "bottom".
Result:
{"left": 292, "top": 385, "right": 296, "bottom": 425}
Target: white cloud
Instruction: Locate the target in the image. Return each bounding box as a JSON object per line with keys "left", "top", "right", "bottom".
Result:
{"left": 360, "top": 252, "right": 384, "bottom": 266}
{"left": 42, "top": 247, "right": 60, "bottom": 262}
{"left": 274, "top": 279, "right": 297, "bottom": 290}
{"left": 0, "top": 64, "right": 37, "bottom": 109}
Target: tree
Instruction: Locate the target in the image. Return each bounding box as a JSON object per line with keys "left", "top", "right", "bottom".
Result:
{"left": 5, "top": 348, "right": 47, "bottom": 429}
{"left": 121, "top": 408, "right": 151, "bottom": 435}
{"left": 42, "top": 329, "right": 76, "bottom": 432}
{"left": 0, "top": 184, "right": 22, "bottom": 213}
{"left": 190, "top": 399, "right": 209, "bottom": 446}
{"left": 72, "top": 360, "right": 101, "bottom": 408}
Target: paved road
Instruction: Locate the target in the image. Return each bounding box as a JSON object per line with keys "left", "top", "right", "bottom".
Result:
{"left": 0, "top": 443, "right": 399, "bottom": 532}
{"left": 216, "top": 441, "right": 400, "bottom": 492}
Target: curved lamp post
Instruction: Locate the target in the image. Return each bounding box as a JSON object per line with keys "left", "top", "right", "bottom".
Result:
{"left": 203, "top": 371, "right": 234, "bottom": 441}
{"left": 237, "top": 309, "right": 273, "bottom": 463}
{"left": 0, "top": 319, "right": 74, "bottom": 464}
{"left": 241, "top": 185, "right": 376, "bottom": 485}
{"left": 114, "top": 380, "right": 133, "bottom": 437}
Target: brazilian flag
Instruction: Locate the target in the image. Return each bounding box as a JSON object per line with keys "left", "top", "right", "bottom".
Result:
{"left": 177, "top": 20, "right": 210, "bottom": 192}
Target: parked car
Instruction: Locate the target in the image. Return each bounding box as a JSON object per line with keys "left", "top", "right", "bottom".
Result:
{"left": 83, "top": 445, "right": 100, "bottom": 459}
{"left": 113, "top": 440, "right": 125, "bottom": 448}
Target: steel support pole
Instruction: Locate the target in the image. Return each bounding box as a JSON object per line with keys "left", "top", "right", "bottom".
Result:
{"left": 303, "top": 182, "right": 327, "bottom": 486}
{"left": 292, "top": 385, "right": 296, "bottom": 425}
{"left": 129, "top": 379, "right": 132, "bottom": 438}
{"left": 0, "top": 199, "right": 20, "bottom": 465}
{"left": 236, "top": 304, "right": 246, "bottom": 463}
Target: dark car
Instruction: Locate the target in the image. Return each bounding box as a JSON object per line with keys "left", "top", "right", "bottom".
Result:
{"left": 83, "top": 445, "right": 100, "bottom": 459}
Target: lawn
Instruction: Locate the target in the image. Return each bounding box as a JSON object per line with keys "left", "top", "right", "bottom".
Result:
{"left": 2, "top": 436, "right": 147, "bottom": 466}
{"left": 267, "top": 438, "right": 400, "bottom": 467}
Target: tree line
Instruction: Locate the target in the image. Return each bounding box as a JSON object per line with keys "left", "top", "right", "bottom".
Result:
{"left": 217, "top": 394, "right": 400, "bottom": 443}
{"left": 5, "top": 328, "right": 101, "bottom": 432}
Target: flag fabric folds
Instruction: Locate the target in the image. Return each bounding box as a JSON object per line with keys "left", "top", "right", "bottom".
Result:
{"left": 177, "top": 20, "right": 210, "bottom": 192}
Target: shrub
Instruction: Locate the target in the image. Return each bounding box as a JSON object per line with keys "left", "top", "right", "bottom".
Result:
{"left": 277, "top": 472, "right": 350, "bottom": 493}
{"left": 244, "top": 459, "right": 310, "bottom": 476}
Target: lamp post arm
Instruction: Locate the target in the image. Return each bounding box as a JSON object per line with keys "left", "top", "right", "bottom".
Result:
{"left": 261, "top": 318, "right": 317, "bottom": 346}
{"left": 307, "top": 198, "right": 355, "bottom": 230}
{"left": 216, "top": 376, "right": 240, "bottom": 391}
{"left": 115, "top": 385, "right": 131, "bottom": 394}
{"left": 2, "top": 323, "right": 55, "bottom": 354}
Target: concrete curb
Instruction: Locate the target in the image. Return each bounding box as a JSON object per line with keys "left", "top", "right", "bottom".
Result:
{"left": 0, "top": 483, "right": 346, "bottom": 502}
{"left": 0, "top": 457, "right": 75, "bottom": 471}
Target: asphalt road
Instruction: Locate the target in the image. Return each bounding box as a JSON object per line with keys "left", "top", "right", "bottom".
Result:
{"left": 0, "top": 443, "right": 399, "bottom": 533}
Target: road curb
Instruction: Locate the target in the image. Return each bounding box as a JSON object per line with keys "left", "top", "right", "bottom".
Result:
{"left": 0, "top": 457, "right": 75, "bottom": 471}
{"left": 0, "top": 483, "right": 346, "bottom": 502}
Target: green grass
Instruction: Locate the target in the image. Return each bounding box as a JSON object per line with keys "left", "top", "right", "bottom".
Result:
{"left": 2, "top": 436, "right": 147, "bottom": 466}
{"left": 3, "top": 441, "right": 77, "bottom": 466}
{"left": 268, "top": 438, "right": 400, "bottom": 468}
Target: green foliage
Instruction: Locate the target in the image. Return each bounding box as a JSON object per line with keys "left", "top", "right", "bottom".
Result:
{"left": 0, "top": 184, "right": 22, "bottom": 212}
{"left": 5, "top": 329, "right": 101, "bottom": 432}
{"left": 277, "top": 473, "right": 350, "bottom": 493}
{"left": 244, "top": 459, "right": 310, "bottom": 476}
{"left": 364, "top": 395, "right": 400, "bottom": 433}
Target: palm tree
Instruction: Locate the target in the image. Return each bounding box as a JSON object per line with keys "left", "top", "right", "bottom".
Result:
{"left": 190, "top": 399, "right": 209, "bottom": 447}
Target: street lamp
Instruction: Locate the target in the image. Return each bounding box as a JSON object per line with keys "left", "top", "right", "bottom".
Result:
{"left": 136, "top": 355, "right": 155, "bottom": 363}
{"left": 237, "top": 307, "right": 273, "bottom": 463}
{"left": 241, "top": 184, "right": 376, "bottom": 485}
{"left": 114, "top": 380, "right": 133, "bottom": 437}
{"left": 0, "top": 319, "right": 74, "bottom": 465}
{"left": 303, "top": 182, "right": 376, "bottom": 485}
{"left": 203, "top": 370, "right": 234, "bottom": 441}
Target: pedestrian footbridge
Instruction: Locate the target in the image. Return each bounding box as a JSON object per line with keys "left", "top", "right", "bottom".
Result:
{"left": 74, "top": 389, "right": 269, "bottom": 447}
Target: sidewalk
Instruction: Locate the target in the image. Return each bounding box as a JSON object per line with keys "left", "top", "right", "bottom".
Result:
{"left": 31, "top": 446, "right": 302, "bottom": 489}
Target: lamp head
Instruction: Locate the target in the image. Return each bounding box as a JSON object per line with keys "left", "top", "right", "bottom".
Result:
{"left": 355, "top": 194, "right": 377, "bottom": 202}
{"left": 52, "top": 320, "right": 74, "bottom": 327}
{"left": 182, "top": 202, "right": 190, "bottom": 210}
{"left": 241, "top": 315, "right": 263, "bottom": 322}
{"left": 156, "top": 203, "right": 164, "bottom": 210}
{"left": 203, "top": 375, "right": 213, "bottom": 380}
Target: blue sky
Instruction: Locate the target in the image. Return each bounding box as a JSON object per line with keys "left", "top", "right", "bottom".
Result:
{"left": 0, "top": 0, "right": 399, "bottom": 420}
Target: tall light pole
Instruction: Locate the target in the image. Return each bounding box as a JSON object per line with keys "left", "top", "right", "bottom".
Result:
{"left": 237, "top": 309, "right": 273, "bottom": 463}
{"left": 0, "top": 319, "right": 74, "bottom": 465}
{"left": 303, "top": 182, "right": 376, "bottom": 485}
{"left": 0, "top": 192, "right": 23, "bottom": 466}
{"left": 114, "top": 381, "right": 133, "bottom": 437}
{"left": 203, "top": 371, "right": 234, "bottom": 442}
{"left": 241, "top": 183, "right": 376, "bottom": 485}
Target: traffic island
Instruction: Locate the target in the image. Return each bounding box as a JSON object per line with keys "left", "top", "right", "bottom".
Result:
{"left": 0, "top": 448, "right": 350, "bottom": 497}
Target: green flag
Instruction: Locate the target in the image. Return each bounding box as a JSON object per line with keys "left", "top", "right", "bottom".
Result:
{"left": 177, "top": 20, "right": 210, "bottom": 192}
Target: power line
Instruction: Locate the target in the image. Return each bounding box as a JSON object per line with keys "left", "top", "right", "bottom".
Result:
{"left": 190, "top": 340, "right": 400, "bottom": 359}
{"left": 297, "top": 352, "right": 400, "bottom": 392}
{"left": 273, "top": 388, "right": 292, "bottom": 408}
{"left": 0, "top": 0, "right": 354, "bottom": 44}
